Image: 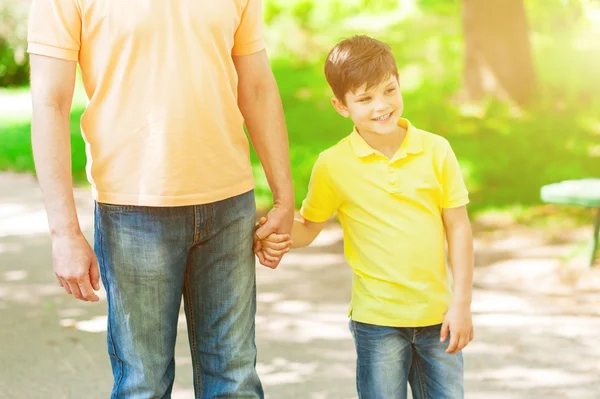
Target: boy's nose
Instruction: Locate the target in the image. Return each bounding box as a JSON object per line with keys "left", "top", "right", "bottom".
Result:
{"left": 373, "top": 98, "right": 389, "bottom": 112}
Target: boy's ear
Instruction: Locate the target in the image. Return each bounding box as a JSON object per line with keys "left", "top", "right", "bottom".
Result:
{"left": 331, "top": 97, "right": 350, "bottom": 118}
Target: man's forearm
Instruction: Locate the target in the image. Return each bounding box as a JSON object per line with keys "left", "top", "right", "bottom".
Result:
{"left": 240, "top": 78, "right": 294, "bottom": 207}
{"left": 447, "top": 223, "right": 474, "bottom": 304}
{"left": 31, "top": 105, "right": 81, "bottom": 237}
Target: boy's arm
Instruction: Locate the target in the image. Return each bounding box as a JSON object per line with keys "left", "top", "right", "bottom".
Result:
{"left": 441, "top": 205, "right": 474, "bottom": 354}
{"left": 291, "top": 216, "right": 326, "bottom": 248}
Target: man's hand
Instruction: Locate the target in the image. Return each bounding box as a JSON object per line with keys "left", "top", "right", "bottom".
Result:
{"left": 52, "top": 233, "right": 101, "bottom": 302}
{"left": 254, "top": 205, "right": 294, "bottom": 268}
{"left": 440, "top": 300, "right": 474, "bottom": 354}
{"left": 254, "top": 216, "right": 293, "bottom": 264}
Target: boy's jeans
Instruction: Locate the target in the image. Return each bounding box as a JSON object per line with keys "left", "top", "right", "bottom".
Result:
{"left": 94, "top": 190, "right": 263, "bottom": 399}
{"left": 350, "top": 320, "right": 463, "bottom": 399}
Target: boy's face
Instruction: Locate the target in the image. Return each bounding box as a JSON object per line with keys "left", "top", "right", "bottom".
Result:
{"left": 332, "top": 75, "right": 403, "bottom": 136}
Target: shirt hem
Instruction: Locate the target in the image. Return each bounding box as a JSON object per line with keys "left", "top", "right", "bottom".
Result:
{"left": 299, "top": 207, "right": 332, "bottom": 223}
{"left": 231, "top": 39, "right": 266, "bottom": 56}
{"left": 93, "top": 180, "right": 256, "bottom": 207}
{"left": 443, "top": 197, "right": 470, "bottom": 209}
{"left": 27, "top": 42, "right": 79, "bottom": 62}
{"left": 349, "top": 313, "right": 446, "bottom": 328}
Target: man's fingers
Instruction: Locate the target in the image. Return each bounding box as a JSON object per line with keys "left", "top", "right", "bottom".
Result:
{"left": 261, "top": 258, "right": 279, "bottom": 269}
{"left": 256, "top": 248, "right": 267, "bottom": 263}
{"left": 255, "top": 220, "right": 277, "bottom": 241}
{"left": 253, "top": 239, "right": 262, "bottom": 253}
{"left": 78, "top": 278, "right": 100, "bottom": 302}
{"left": 60, "top": 277, "right": 72, "bottom": 294}
{"left": 256, "top": 249, "right": 278, "bottom": 269}
{"left": 263, "top": 251, "right": 280, "bottom": 262}
{"left": 469, "top": 327, "right": 474, "bottom": 341}
{"left": 258, "top": 250, "right": 281, "bottom": 269}
{"left": 259, "top": 216, "right": 267, "bottom": 225}
{"left": 55, "top": 274, "right": 64, "bottom": 287}
{"left": 66, "top": 280, "right": 85, "bottom": 301}
{"left": 90, "top": 259, "right": 101, "bottom": 291}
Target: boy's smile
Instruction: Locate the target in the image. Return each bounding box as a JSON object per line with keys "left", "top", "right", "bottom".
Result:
{"left": 333, "top": 75, "right": 404, "bottom": 137}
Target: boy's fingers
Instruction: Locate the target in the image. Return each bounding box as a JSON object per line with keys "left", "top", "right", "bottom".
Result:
{"left": 263, "top": 240, "right": 290, "bottom": 250}
{"left": 259, "top": 216, "right": 267, "bottom": 225}
{"left": 446, "top": 332, "right": 458, "bottom": 354}
{"left": 440, "top": 321, "right": 449, "bottom": 342}
{"left": 457, "top": 334, "right": 469, "bottom": 352}
{"left": 469, "top": 328, "right": 474, "bottom": 341}
{"left": 265, "top": 247, "right": 288, "bottom": 257}
{"left": 265, "top": 234, "right": 291, "bottom": 243}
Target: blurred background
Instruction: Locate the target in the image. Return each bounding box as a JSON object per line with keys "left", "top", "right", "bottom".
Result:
{"left": 1, "top": 0, "right": 599, "bottom": 214}
{"left": 1, "top": 1, "right": 600, "bottom": 398}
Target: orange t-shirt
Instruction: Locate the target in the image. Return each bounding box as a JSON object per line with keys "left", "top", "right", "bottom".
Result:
{"left": 28, "top": 0, "right": 265, "bottom": 206}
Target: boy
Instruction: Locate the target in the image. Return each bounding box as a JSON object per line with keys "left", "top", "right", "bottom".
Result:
{"left": 257, "top": 35, "right": 473, "bottom": 399}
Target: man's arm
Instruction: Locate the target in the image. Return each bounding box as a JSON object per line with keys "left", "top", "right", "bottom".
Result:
{"left": 30, "top": 54, "right": 100, "bottom": 302}
{"left": 441, "top": 205, "right": 474, "bottom": 353}
{"left": 233, "top": 50, "right": 294, "bottom": 268}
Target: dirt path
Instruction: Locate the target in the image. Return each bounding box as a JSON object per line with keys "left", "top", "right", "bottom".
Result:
{"left": 1, "top": 173, "right": 599, "bottom": 398}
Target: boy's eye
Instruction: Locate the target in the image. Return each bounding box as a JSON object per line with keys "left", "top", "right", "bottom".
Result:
{"left": 358, "top": 97, "right": 371, "bottom": 102}
{"left": 385, "top": 88, "right": 396, "bottom": 94}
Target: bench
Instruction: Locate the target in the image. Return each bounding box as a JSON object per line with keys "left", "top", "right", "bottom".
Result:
{"left": 540, "top": 178, "right": 600, "bottom": 267}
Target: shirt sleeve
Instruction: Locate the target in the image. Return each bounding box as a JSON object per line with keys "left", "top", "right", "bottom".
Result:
{"left": 440, "top": 140, "right": 470, "bottom": 209}
{"left": 27, "top": 0, "right": 82, "bottom": 61}
{"left": 300, "top": 154, "right": 342, "bottom": 223}
{"left": 232, "top": 0, "right": 266, "bottom": 56}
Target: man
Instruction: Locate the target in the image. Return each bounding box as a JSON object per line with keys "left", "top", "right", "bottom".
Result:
{"left": 27, "top": 0, "right": 293, "bottom": 397}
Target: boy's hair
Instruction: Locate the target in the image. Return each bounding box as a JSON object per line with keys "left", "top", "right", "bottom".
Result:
{"left": 324, "top": 35, "right": 399, "bottom": 104}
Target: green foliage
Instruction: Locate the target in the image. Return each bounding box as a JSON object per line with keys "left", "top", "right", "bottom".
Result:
{"left": 0, "top": 0, "right": 30, "bottom": 87}
{"left": 0, "top": 108, "right": 88, "bottom": 182}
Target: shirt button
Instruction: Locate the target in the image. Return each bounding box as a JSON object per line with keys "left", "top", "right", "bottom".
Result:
{"left": 388, "top": 168, "right": 394, "bottom": 173}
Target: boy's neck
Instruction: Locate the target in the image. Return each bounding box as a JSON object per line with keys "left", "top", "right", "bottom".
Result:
{"left": 357, "top": 125, "right": 407, "bottom": 160}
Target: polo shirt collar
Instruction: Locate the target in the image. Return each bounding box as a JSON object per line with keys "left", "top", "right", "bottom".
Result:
{"left": 349, "top": 118, "right": 423, "bottom": 158}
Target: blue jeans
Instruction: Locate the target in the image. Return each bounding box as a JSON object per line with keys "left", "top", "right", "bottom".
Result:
{"left": 94, "top": 190, "right": 263, "bottom": 399}
{"left": 350, "top": 320, "right": 463, "bottom": 399}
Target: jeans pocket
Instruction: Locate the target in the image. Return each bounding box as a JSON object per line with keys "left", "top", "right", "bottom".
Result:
{"left": 97, "top": 202, "right": 136, "bottom": 214}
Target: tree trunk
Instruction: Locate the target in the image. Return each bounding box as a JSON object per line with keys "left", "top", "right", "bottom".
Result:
{"left": 462, "top": 0, "right": 536, "bottom": 106}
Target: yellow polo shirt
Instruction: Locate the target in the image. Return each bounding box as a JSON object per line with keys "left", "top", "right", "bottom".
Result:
{"left": 300, "top": 118, "right": 469, "bottom": 327}
{"left": 27, "top": 0, "right": 265, "bottom": 206}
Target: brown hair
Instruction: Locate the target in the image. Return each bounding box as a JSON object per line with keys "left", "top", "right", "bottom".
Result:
{"left": 324, "top": 35, "right": 399, "bottom": 104}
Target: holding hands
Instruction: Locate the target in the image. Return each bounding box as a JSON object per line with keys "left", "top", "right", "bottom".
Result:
{"left": 253, "top": 216, "right": 293, "bottom": 268}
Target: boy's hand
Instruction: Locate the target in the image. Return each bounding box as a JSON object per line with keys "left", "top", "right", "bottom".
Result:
{"left": 440, "top": 301, "right": 474, "bottom": 354}
{"left": 254, "top": 217, "right": 292, "bottom": 268}
{"left": 261, "top": 232, "right": 292, "bottom": 260}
